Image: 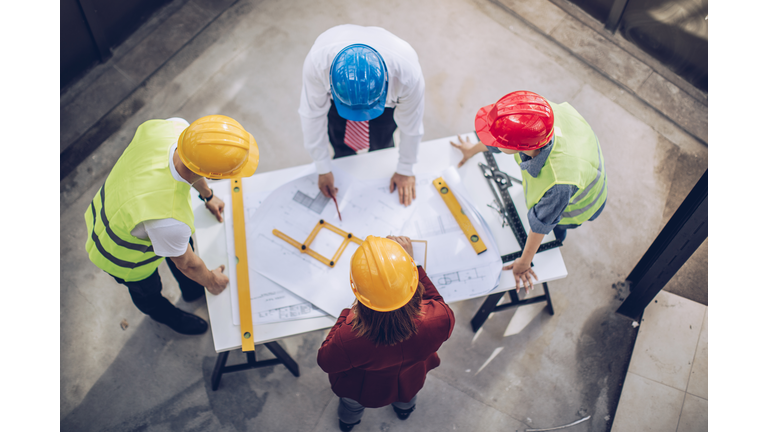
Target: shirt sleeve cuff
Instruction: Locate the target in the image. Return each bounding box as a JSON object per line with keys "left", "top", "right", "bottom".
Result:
{"left": 314, "top": 159, "right": 333, "bottom": 175}
{"left": 527, "top": 208, "right": 558, "bottom": 235}
{"left": 395, "top": 162, "right": 415, "bottom": 177}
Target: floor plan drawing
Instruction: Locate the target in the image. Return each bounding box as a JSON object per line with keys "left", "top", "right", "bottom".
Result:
{"left": 227, "top": 266, "right": 329, "bottom": 326}
{"left": 293, "top": 189, "right": 330, "bottom": 214}
{"left": 230, "top": 166, "right": 503, "bottom": 318}
{"left": 433, "top": 263, "right": 499, "bottom": 303}
{"left": 437, "top": 268, "right": 484, "bottom": 286}
{"left": 399, "top": 168, "right": 503, "bottom": 302}
{"left": 243, "top": 170, "right": 361, "bottom": 316}
{"left": 411, "top": 214, "right": 462, "bottom": 238}
{"left": 220, "top": 178, "right": 332, "bottom": 326}
{"left": 337, "top": 176, "right": 425, "bottom": 237}
{"left": 255, "top": 302, "right": 322, "bottom": 324}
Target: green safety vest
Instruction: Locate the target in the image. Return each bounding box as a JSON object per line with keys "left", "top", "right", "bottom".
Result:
{"left": 514, "top": 102, "right": 607, "bottom": 226}
{"left": 84, "top": 120, "right": 196, "bottom": 282}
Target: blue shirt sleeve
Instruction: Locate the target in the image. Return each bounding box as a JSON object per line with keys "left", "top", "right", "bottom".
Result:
{"left": 527, "top": 184, "right": 578, "bottom": 234}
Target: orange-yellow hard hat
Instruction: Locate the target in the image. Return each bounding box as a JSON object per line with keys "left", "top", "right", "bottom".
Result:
{"left": 349, "top": 236, "right": 419, "bottom": 312}
{"left": 177, "top": 115, "right": 259, "bottom": 179}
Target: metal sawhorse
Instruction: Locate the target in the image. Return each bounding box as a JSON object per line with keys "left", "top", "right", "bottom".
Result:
{"left": 211, "top": 341, "right": 300, "bottom": 391}
{"left": 470, "top": 283, "right": 554, "bottom": 332}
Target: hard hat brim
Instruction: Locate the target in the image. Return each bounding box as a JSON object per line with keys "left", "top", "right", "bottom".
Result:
{"left": 350, "top": 273, "right": 418, "bottom": 312}
{"left": 475, "top": 95, "right": 555, "bottom": 151}
{"left": 475, "top": 103, "right": 502, "bottom": 148}
{"left": 334, "top": 85, "right": 388, "bottom": 122}
{"left": 229, "top": 133, "right": 260, "bottom": 178}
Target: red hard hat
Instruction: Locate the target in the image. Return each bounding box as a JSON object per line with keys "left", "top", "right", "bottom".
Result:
{"left": 475, "top": 91, "right": 555, "bottom": 151}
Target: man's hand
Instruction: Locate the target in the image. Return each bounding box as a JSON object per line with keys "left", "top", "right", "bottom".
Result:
{"left": 205, "top": 195, "right": 225, "bottom": 222}
{"left": 387, "top": 235, "right": 414, "bottom": 258}
{"left": 318, "top": 172, "right": 338, "bottom": 198}
{"left": 390, "top": 173, "right": 416, "bottom": 206}
{"left": 450, "top": 135, "right": 487, "bottom": 168}
{"left": 206, "top": 265, "right": 229, "bottom": 295}
{"left": 502, "top": 259, "right": 538, "bottom": 294}
{"left": 170, "top": 245, "right": 229, "bottom": 295}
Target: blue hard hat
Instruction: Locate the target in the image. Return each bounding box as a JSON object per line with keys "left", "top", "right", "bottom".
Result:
{"left": 330, "top": 44, "right": 388, "bottom": 121}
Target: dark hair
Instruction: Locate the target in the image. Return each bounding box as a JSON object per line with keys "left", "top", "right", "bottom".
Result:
{"left": 351, "top": 282, "right": 425, "bottom": 346}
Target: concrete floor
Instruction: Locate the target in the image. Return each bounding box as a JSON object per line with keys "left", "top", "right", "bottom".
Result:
{"left": 59, "top": 0, "right": 708, "bottom": 431}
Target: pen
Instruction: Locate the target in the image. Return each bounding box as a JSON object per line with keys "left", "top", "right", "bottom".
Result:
{"left": 332, "top": 195, "right": 342, "bottom": 221}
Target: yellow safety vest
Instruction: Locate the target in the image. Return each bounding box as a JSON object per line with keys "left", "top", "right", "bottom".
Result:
{"left": 84, "top": 120, "right": 195, "bottom": 281}
{"left": 515, "top": 102, "right": 607, "bottom": 226}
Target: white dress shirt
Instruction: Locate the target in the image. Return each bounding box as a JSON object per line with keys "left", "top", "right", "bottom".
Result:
{"left": 298, "top": 24, "right": 425, "bottom": 176}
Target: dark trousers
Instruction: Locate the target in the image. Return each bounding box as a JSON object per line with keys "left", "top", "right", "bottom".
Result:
{"left": 327, "top": 99, "right": 397, "bottom": 159}
{"left": 112, "top": 238, "right": 204, "bottom": 323}
{"left": 338, "top": 396, "right": 417, "bottom": 424}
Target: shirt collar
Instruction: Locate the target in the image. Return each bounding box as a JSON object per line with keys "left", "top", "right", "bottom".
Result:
{"left": 169, "top": 143, "right": 191, "bottom": 184}
{"left": 518, "top": 138, "right": 554, "bottom": 178}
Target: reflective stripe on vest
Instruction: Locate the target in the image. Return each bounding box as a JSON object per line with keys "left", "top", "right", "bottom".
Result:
{"left": 560, "top": 138, "right": 606, "bottom": 222}
{"left": 87, "top": 184, "right": 163, "bottom": 269}
{"left": 84, "top": 119, "right": 194, "bottom": 282}
{"left": 515, "top": 102, "right": 607, "bottom": 227}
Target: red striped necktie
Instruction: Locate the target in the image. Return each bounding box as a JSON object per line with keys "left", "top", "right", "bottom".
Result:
{"left": 344, "top": 120, "right": 370, "bottom": 152}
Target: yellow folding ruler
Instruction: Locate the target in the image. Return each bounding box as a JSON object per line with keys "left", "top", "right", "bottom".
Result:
{"left": 433, "top": 177, "right": 487, "bottom": 254}
{"left": 230, "top": 178, "right": 255, "bottom": 352}
{"left": 273, "top": 219, "right": 364, "bottom": 267}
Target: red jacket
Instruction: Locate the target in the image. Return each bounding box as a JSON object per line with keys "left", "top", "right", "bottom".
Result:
{"left": 317, "top": 267, "right": 455, "bottom": 408}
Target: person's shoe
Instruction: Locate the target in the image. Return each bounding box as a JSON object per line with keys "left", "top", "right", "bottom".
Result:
{"left": 392, "top": 404, "right": 415, "bottom": 420}
{"left": 154, "top": 310, "right": 208, "bottom": 335}
{"left": 338, "top": 419, "right": 361, "bottom": 431}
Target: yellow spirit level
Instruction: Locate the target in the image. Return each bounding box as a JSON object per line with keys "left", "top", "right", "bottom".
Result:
{"left": 432, "top": 177, "right": 487, "bottom": 254}
{"left": 231, "top": 178, "right": 255, "bottom": 352}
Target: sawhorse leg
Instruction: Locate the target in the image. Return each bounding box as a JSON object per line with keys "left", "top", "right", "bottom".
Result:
{"left": 211, "top": 341, "right": 300, "bottom": 391}
{"left": 470, "top": 282, "right": 554, "bottom": 332}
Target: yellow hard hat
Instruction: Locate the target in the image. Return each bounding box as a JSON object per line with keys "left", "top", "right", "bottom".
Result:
{"left": 349, "top": 236, "right": 419, "bottom": 312}
{"left": 177, "top": 115, "right": 259, "bottom": 179}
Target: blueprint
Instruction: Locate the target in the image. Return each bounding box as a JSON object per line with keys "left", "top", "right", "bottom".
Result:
{"left": 246, "top": 169, "right": 437, "bottom": 317}
{"left": 401, "top": 167, "right": 502, "bottom": 303}
{"left": 223, "top": 188, "right": 330, "bottom": 326}
{"left": 233, "top": 164, "right": 501, "bottom": 318}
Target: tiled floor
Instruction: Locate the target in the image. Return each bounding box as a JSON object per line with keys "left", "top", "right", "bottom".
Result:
{"left": 612, "top": 291, "right": 708, "bottom": 431}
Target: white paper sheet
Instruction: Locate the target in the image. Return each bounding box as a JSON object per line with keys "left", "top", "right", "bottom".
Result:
{"left": 411, "top": 241, "right": 428, "bottom": 269}
{"left": 401, "top": 167, "right": 503, "bottom": 303}
{"left": 222, "top": 183, "right": 329, "bottom": 326}
{"left": 237, "top": 164, "right": 503, "bottom": 317}
{"left": 245, "top": 168, "right": 432, "bottom": 317}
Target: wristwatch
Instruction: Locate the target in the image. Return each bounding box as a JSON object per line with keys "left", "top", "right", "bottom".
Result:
{"left": 199, "top": 190, "right": 214, "bottom": 203}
